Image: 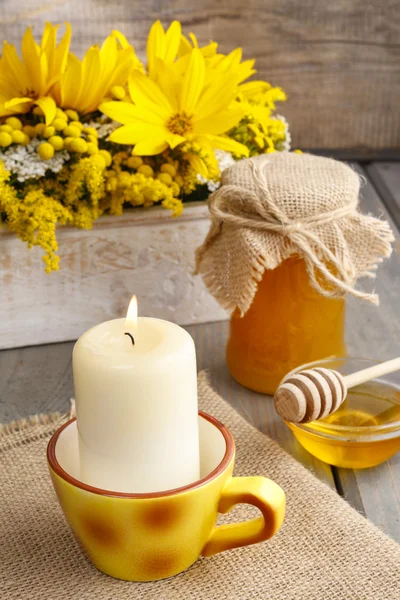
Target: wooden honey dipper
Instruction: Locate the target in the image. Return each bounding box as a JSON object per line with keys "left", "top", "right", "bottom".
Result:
{"left": 274, "top": 357, "right": 400, "bottom": 423}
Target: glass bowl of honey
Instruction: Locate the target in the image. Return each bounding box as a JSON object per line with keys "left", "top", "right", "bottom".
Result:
{"left": 284, "top": 357, "right": 400, "bottom": 468}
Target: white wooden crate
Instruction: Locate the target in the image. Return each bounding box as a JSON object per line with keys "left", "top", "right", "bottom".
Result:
{"left": 0, "top": 202, "right": 227, "bottom": 349}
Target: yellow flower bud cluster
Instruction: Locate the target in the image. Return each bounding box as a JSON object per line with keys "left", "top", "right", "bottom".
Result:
{"left": 231, "top": 84, "right": 289, "bottom": 156}
{"left": 64, "top": 157, "right": 105, "bottom": 222}
{"left": 39, "top": 109, "right": 105, "bottom": 162}
{"left": 117, "top": 153, "right": 183, "bottom": 199}
{"left": 179, "top": 141, "right": 219, "bottom": 190}
{"left": 96, "top": 151, "right": 184, "bottom": 217}
{"left": 119, "top": 149, "right": 209, "bottom": 199}
{"left": 0, "top": 117, "right": 30, "bottom": 148}
{"left": 0, "top": 161, "right": 71, "bottom": 272}
{"left": 0, "top": 108, "right": 113, "bottom": 168}
{"left": 229, "top": 116, "right": 288, "bottom": 157}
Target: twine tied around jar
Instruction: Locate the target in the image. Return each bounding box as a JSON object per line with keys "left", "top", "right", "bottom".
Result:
{"left": 195, "top": 153, "right": 394, "bottom": 315}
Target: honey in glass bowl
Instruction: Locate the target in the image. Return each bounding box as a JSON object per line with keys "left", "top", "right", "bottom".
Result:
{"left": 285, "top": 358, "right": 400, "bottom": 469}
{"left": 226, "top": 257, "right": 346, "bottom": 395}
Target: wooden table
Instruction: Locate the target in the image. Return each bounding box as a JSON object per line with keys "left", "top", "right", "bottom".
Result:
{"left": 0, "top": 162, "right": 399, "bottom": 542}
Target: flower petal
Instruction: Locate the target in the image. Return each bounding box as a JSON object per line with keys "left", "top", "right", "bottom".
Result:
{"left": 235, "top": 59, "right": 256, "bottom": 85}
{"left": 239, "top": 80, "right": 271, "bottom": 98}
{"left": 39, "top": 51, "right": 49, "bottom": 97}
{"left": 4, "top": 97, "right": 32, "bottom": 108}
{"left": 179, "top": 49, "right": 205, "bottom": 114}
{"left": 178, "top": 34, "right": 192, "bottom": 57}
{"left": 78, "top": 47, "right": 101, "bottom": 112}
{"left": 100, "top": 101, "right": 137, "bottom": 124}
{"left": 129, "top": 71, "right": 172, "bottom": 118}
{"left": 193, "top": 107, "right": 244, "bottom": 135}
{"left": 200, "top": 41, "right": 218, "bottom": 58}
{"left": 112, "top": 29, "right": 130, "bottom": 49}
{"left": 133, "top": 140, "right": 169, "bottom": 155}
{"left": 146, "top": 20, "right": 165, "bottom": 74}
{"left": 54, "top": 22, "right": 72, "bottom": 74}
{"left": 109, "top": 123, "right": 166, "bottom": 146}
{"left": 59, "top": 54, "right": 82, "bottom": 107}
{"left": 178, "top": 33, "right": 218, "bottom": 58}
{"left": 2, "top": 41, "right": 30, "bottom": 94}
{"left": 206, "top": 134, "right": 250, "bottom": 157}
{"left": 164, "top": 21, "right": 182, "bottom": 63}
{"left": 99, "top": 35, "right": 117, "bottom": 77}
{"left": 188, "top": 153, "right": 208, "bottom": 177}
{"left": 21, "top": 27, "right": 41, "bottom": 93}
{"left": 165, "top": 133, "right": 186, "bottom": 149}
{"left": 153, "top": 59, "right": 179, "bottom": 112}
{"left": 1, "top": 98, "right": 33, "bottom": 116}
{"left": 100, "top": 101, "right": 164, "bottom": 126}
{"left": 108, "top": 124, "right": 141, "bottom": 144}
{"left": 40, "top": 23, "right": 57, "bottom": 81}
{"left": 35, "top": 96, "right": 57, "bottom": 125}
{"left": 195, "top": 74, "right": 237, "bottom": 119}
{"left": 40, "top": 21, "right": 56, "bottom": 52}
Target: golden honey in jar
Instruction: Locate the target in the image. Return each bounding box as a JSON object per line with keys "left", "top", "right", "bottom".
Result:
{"left": 226, "top": 257, "right": 346, "bottom": 395}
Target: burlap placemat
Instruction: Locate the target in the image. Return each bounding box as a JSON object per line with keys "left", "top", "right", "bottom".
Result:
{"left": 1, "top": 373, "right": 400, "bottom": 599}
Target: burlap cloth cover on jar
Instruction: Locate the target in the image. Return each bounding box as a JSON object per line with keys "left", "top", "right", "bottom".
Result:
{"left": 195, "top": 152, "right": 394, "bottom": 315}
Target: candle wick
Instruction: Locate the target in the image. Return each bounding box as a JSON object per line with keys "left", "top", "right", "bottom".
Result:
{"left": 124, "top": 332, "right": 135, "bottom": 346}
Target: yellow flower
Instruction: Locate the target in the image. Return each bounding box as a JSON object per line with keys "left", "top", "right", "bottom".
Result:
{"left": 229, "top": 78, "right": 288, "bottom": 156}
{"left": 100, "top": 49, "right": 249, "bottom": 167}
{"left": 65, "top": 157, "right": 105, "bottom": 212}
{"left": 239, "top": 81, "right": 287, "bottom": 111}
{"left": 0, "top": 132, "right": 12, "bottom": 147}
{"left": 54, "top": 31, "right": 142, "bottom": 114}
{"left": 38, "top": 142, "right": 55, "bottom": 160}
{"left": 104, "top": 165, "right": 183, "bottom": 217}
{"left": 0, "top": 161, "right": 71, "bottom": 272}
{"left": 0, "top": 22, "right": 71, "bottom": 124}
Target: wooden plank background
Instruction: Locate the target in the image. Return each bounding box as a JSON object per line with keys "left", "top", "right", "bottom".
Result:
{"left": 0, "top": 0, "right": 399, "bottom": 153}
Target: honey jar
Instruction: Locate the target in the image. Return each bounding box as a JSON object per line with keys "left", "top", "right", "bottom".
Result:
{"left": 196, "top": 153, "right": 394, "bottom": 395}
{"left": 226, "top": 257, "right": 346, "bottom": 394}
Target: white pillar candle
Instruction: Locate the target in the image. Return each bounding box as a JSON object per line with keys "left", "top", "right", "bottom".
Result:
{"left": 73, "top": 297, "right": 200, "bottom": 493}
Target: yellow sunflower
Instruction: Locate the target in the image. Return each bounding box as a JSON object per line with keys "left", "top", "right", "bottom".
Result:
{"left": 54, "top": 31, "right": 142, "bottom": 114}
{"left": 100, "top": 49, "right": 249, "bottom": 161}
{"left": 0, "top": 22, "right": 71, "bottom": 124}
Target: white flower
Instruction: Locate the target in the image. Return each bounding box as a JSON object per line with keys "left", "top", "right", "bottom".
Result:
{"left": 276, "top": 114, "right": 291, "bottom": 151}
{"left": 86, "top": 119, "right": 119, "bottom": 139}
{"left": 1, "top": 139, "right": 70, "bottom": 182}
{"left": 215, "top": 149, "right": 236, "bottom": 172}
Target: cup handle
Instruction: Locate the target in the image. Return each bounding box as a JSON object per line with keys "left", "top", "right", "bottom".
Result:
{"left": 202, "top": 476, "right": 286, "bottom": 557}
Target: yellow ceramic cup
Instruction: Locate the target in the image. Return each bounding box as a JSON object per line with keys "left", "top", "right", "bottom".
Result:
{"left": 47, "top": 412, "right": 285, "bottom": 581}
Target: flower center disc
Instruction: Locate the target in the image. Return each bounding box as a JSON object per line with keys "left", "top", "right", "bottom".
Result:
{"left": 166, "top": 112, "right": 193, "bottom": 136}
{"left": 20, "top": 88, "right": 37, "bottom": 99}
